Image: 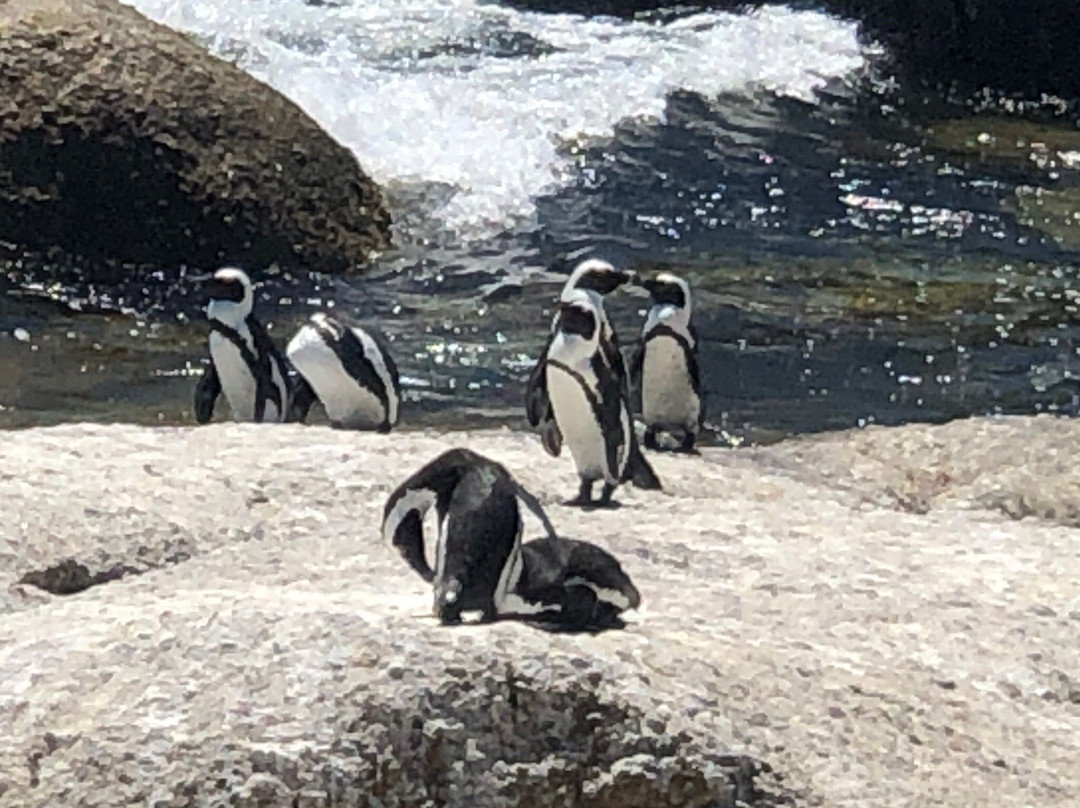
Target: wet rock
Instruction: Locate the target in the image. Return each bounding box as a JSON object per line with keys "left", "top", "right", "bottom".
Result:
{"left": 1, "top": 417, "right": 1079, "bottom": 807}
{"left": 499, "top": 1, "right": 1080, "bottom": 99}
{"left": 0, "top": 0, "right": 391, "bottom": 277}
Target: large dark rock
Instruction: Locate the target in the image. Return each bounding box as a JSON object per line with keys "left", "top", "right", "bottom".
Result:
{"left": 828, "top": 0, "right": 1080, "bottom": 100}
{"left": 498, "top": 0, "right": 1080, "bottom": 101}
{"left": 0, "top": 0, "right": 391, "bottom": 275}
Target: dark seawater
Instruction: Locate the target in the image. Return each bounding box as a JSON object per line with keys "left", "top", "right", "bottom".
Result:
{"left": 4, "top": 2, "right": 1080, "bottom": 442}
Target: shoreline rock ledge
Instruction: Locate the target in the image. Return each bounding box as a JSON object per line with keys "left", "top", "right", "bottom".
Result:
{"left": 2, "top": 417, "right": 1080, "bottom": 806}
{"left": 0, "top": 0, "right": 391, "bottom": 276}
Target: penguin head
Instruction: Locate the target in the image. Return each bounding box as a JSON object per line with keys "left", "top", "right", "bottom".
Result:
{"left": 642, "top": 272, "right": 691, "bottom": 311}
{"left": 554, "top": 290, "right": 601, "bottom": 349}
{"left": 205, "top": 267, "right": 254, "bottom": 324}
{"left": 642, "top": 272, "right": 692, "bottom": 332}
{"left": 564, "top": 258, "right": 634, "bottom": 297}
{"left": 433, "top": 577, "right": 464, "bottom": 625}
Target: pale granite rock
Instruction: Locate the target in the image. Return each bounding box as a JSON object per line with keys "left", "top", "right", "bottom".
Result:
{"left": 0, "top": 417, "right": 1078, "bottom": 807}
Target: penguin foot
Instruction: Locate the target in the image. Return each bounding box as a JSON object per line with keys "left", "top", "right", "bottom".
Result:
{"left": 677, "top": 432, "right": 699, "bottom": 454}
{"left": 565, "top": 479, "right": 594, "bottom": 507}
{"left": 643, "top": 426, "right": 660, "bottom": 451}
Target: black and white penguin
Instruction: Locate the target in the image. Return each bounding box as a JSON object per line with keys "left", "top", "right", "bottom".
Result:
{"left": 512, "top": 535, "right": 641, "bottom": 630}
{"left": 544, "top": 290, "right": 660, "bottom": 507}
{"left": 194, "top": 267, "right": 294, "bottom": 424}
{"left": 285, "top": 312, "right": 401, "bottom": 431}
{"left": 631, "top": 272, "right": 704, "bottom": 452}
{"left": 525, "top": 258, "right": 634, "bottom": 457}
{"left": 381, "top": 448, "right": 558, "bottom": 625}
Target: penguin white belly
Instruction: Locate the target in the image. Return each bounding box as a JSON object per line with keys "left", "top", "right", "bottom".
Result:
{"left": 546, "top": 364, "right": 615, "bottom": 483}
{"left": 210, "top": 332, "right": 259, "bottom": 421}
{"left": 642, "top": 335, "right": 699, "bottom": 431}
{"left": 288, "top": 327, "right": 385, "bottom": 428}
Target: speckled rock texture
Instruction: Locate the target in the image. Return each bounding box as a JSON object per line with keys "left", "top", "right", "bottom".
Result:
{"left": 1, "top": 416, "right": 1079, "bottom": 807}
{"left": 0, "top": 0, "right": 391, "bottom": 275}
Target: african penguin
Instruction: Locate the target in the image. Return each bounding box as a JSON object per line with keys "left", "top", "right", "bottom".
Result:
{"left": 544, "top": 290, "right": 660, "bottom": 507}
{"left": 511, "top": 536, "right": 641, "bottom": 630}
{"left": 631, "top": 272, "right": 704, "bottom": 452}
{"left": 194, "top": 267, "right": 294, "bottom": 424}
{"left": 526, "top": 258, "right": 634, "bottom": 457}
{"left": 382, "top": 448, "right": 558, "bottom": 625}
{"left": 286, "top": 312, "right": 402, "bottom": 431}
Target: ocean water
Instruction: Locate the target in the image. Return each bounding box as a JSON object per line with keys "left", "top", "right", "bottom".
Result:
{"left": 121, "top": 0, "right": 867, "bottom": 241}
{"left": 4, "top": 0, "right": 1080, "bottom": 440}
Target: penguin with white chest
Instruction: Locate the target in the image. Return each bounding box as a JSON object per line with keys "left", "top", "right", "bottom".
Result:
{"left": 631, "top": 273, "right": 704, "bottom": 452}
{"left": 384, "top": 448, "right": 642, "bottom": 630}
{"left": 525, "top": 258, "right": 634, "bottom": 457}
{"left": 382, "top": 448, "right": 558, "bottom": 625}
{"left": 286, "top": 312, "right": 401, "bottom": 431}
{"left": 545, "top": 289, "right": 660, "bottom": 507}
{"left": 194, "top": 267, "right": 294, "bottom": 424}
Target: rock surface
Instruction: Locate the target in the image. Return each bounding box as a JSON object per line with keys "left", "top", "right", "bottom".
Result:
{"left": 500, "top": 0, "right": 1080, "bottom": 99}
{"left": 1, "top": 417, "right": 1079, "bottom": 806}
{"left": 0, "top": 0, "right": 391, "bottom": 275}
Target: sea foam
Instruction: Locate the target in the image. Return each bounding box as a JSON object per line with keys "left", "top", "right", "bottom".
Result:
{"left": 122, "top": 0, "right": 867, "bottom": 242}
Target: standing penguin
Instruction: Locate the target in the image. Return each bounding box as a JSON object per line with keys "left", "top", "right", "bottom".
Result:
{"left": 525, "top": 258, "right": 634, "bottom": 457}
{"left": 194, "top": 267, "right": 293, "bottom": 424}
{"left": 382, "top": 448, "right": 558, "bottom": 625}
{"left": 631, "top": 272, "right": 703, "bottom": 452}
{"left": 286, "top": 312, "right": 401, "bottom": 431}
{"left": 544, "top": 290, "right": 660, "bottom": 507}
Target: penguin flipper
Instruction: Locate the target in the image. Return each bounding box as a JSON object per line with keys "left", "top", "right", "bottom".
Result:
{"left": 392, "top": 509, "right": 435, "bottom": 583}
{"left": 287, "top": 374, "right": 318, "bottom": 423}
{"left": 540, "top": 419, "right": 563, "bottom": 457}
{"left": 194, "top": 361, "right": 221, "bottom": 424}
{"left": 513, "top": 480, "right": 559, "bottom": 540}
{"left": 525, "top": 336, "right": 554, "bottom": 428}
{"left": 628, "top": 341, "right": 644, "bottom": 391}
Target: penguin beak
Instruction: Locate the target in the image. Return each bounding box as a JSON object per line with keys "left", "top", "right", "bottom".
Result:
{"left": 639, "top": 277, "right": 658, "bottom": 294}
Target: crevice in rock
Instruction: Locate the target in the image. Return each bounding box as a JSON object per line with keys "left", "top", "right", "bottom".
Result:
{"left": 18, "top": 558, "right": 137, "bottom": 595}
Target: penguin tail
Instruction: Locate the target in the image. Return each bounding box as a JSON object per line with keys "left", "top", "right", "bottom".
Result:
{"left": 625, "top": 438, "right": 662, "bottom": 490}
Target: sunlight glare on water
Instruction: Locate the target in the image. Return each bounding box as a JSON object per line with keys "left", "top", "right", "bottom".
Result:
{"left": 120, "top": 0, "right": 867, "bottom": 241}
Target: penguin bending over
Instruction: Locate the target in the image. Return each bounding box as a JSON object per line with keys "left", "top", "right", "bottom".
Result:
{"left": 382, "top": 448, "right": 558, "bottom": 625}
{"left": 286, "top": 312, "right": 401, "bottom": 431}
{"left": 630, "top": 273, "right": 704, "bottom": 452}
{"left": 525, "top": 258, "right": 634, "bottom": 457}
{"left": 545, "top": 290, "right": 660, "bottom": 507}
{"left": 194, "top": 267, "right": 294, "bottom": 424}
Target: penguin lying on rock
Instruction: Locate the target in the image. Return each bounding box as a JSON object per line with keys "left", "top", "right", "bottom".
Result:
{"left": 194, "top": 267, "right": 297, "bottom": 424}
{"left": 382, "top": 448, "right": 641, "bottom": 629}
{"left": 514, "top": 535, "right": 641, "bottom": 631}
